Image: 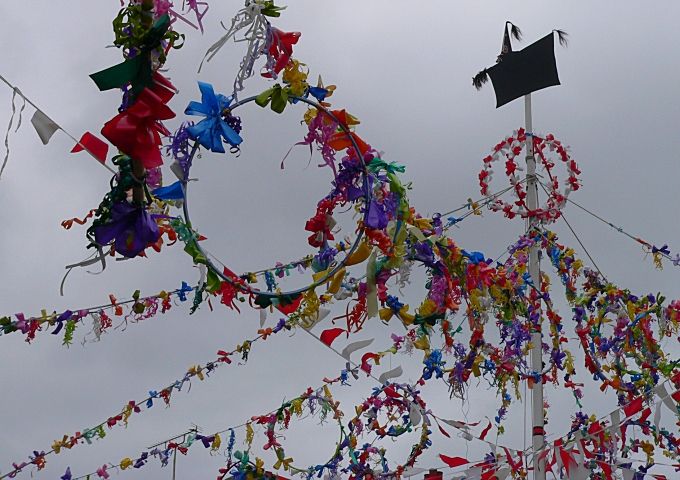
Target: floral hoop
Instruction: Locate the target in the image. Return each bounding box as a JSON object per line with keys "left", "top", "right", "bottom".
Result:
{"left": 478, "top": 128, "right": 581, "bottom": 223}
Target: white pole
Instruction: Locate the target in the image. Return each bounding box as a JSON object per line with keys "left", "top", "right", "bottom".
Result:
{"left": 525, "top": 93, "right": 546, "bottom": 480}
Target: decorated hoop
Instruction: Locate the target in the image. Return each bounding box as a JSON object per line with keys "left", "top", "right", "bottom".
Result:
{"left": 181, "top": 94, "right": 373, "bottom": 299}
{"left": 252, "top": 389, "right": 346, "bottom": 477}
{"left": 346, "top": 383, "right": 431, "bottom": 477}
{"left": 478, "top": 128, "right": 581, "bottom": 223}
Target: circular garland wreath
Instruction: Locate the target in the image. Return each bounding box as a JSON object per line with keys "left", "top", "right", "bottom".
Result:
{"left": 180, "top": 93, "right": 373, "bottom": 300}
{"left": 478, "top": 128, "right": 581, "bottom": 223}
{"left": 345, "top": 382, "right": 431, "bottom": 478}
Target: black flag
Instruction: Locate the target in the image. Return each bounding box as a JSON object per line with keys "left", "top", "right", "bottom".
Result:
{"left": 474, "top": 23, "right": 567, "bottom": 108}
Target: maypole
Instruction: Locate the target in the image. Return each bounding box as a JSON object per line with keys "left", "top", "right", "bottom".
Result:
{"left": 474, "top": 23, "right": 566, "bottom": 479}
{"left": 524, "top": 92, "right": 545, "bottom": 480}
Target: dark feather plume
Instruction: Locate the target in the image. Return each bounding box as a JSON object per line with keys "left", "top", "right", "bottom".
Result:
{"left": 507, "top": 22, "right": 522, "bottom": 41}
{"left": 553, "top": 29, "right": 569, "bottom": 46}
{"left": 472, "top": 70, "right": 489, "bottom": 90}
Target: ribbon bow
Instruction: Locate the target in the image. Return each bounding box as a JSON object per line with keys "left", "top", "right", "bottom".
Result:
{"left": 273, "top": 448, "right": 294, "bottom": 471}
{"left": 255, "top": 84, "right": 289, "bottom": 114}
{"left": 652, "top": 244, "right": 671, "bottom": 255}
{"left": 263, "top": 27, "right": 300, "bottom": 78}
{"left": 90, "top": 14, "right": 173, "bottom": 96}
{"left": 92, "top": 201, "right": 160, "bottom": 258}
{"left": 185, "top": 82, "right": 243, "bottom": 153}
{"left": 102, "top": 87, "right": 175, "bottom": 169}
{"left": 96, "top": 465, "right": 110, "bottom": 479}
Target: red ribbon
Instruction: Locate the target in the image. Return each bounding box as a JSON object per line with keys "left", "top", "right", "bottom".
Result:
{"left": 101, "top": 87, "right": 175, "bottom": 169}
{"left": 262, "top": 28, "right": 300, "bottom": 77}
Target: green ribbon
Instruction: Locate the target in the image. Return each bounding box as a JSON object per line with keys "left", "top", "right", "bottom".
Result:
{"left": 255, "top": 84, "right": 289, "bottom": 114}
{"left": 90, "top": 14, "right": 172, "bottom": 96}
{"left": 413, "top": 312, "right": 445, "bottom": 327}
{"left": 254, "top": 292, "right": 301, "bottom": 309}
{"left": 261, "top": 1, "right": 286, "bottom": 17}
{"left": 367, "top": 158, "right": 406, "bottom": 175}
{"left": 0, "top": 316, "right": 16, "bottom": 334}
{"left": 206, "top": 267, "right": 221, "bottom": 293}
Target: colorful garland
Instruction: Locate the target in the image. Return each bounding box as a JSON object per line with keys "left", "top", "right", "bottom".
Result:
{"left": 479, "top": 128, "right": 581, "bottom": 223}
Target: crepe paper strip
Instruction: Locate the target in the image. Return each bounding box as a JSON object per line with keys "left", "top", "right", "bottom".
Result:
{"left": 184, "top": 82, "right": 242, "bottom": 153}
{"left": 319, "top": 327, "right": 345, "bottom": 347}
{"left": 168, "top": 1, "right": 209, "bottom": 33}
{"left": 71, "top": 132, "right": 108, "bottom": 164}
{"left": 101, "top": 87, "right": 175, "bottom": 169}
{"left": 439, "top": 455, "right": 470, "bottom": 468}
{"left": 61, "top": 209, "right": 97, "bottom": 230}
{"left": 0, "top": 86, "right": 25, "bottom": 180}
{"left": 340, "top": 338, "right": 374, "bottom": 360}
{"left": 477, "top": 421, "right": 492, "bottom": 441}
{"left": 377, "top": 366, "right": 403, "bottom": 384}
{"left": 199, "top": 1, "right": 280, "bottom": 81}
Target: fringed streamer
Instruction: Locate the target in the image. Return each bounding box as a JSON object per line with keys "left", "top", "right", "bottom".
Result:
{"left": 199, "top": 3, "right": 274, "bottom": 97}
{"left": 1, "top": 88, "right": 26, "bottom": 180}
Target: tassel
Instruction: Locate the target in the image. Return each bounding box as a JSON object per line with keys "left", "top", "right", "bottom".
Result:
{"left": 553, "top": 29, "right": 569, "bottom": 47}
{"left": 472, "top": 70, "right": 490, "bottom": 90}
{"left": 507, "top": 21, "right": 522, "bottom": 41}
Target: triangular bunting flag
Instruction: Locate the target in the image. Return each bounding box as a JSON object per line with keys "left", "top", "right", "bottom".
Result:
{"left": 30, "top": 109, "right": 59, "bottom": 145}
{"left": 71, "top": 132, "right": 108, "bottom": 164}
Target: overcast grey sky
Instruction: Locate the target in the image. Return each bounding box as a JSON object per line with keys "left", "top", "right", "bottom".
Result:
{"left": 1, "top": 1, "right": 680, "bottom": 478}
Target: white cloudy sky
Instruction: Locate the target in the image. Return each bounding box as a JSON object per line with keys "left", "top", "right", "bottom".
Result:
{"left": 1, "top": 1, "right": 680, "bottom": 479}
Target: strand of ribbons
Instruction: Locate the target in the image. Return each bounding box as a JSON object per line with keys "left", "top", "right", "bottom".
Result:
{"left": 0, "top": 315, "right": 295, "bottom": 479}
{"left": 0, "top": 284, "right": 198, "bottom": 345}
{"left": 59, "top": 304, "right": 679, "bottom": 480}
{"left": 57, "top": 332, "right": 523, "bottom": 480}
{"left": 539, "top": 179, "right": 680, "bottom": 270}
{"left": 5, "top": 225, "right": 679, "bottom": 478}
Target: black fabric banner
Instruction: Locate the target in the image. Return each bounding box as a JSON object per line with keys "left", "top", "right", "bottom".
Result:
{"left": 487, "top": 33, "right": 560, "bottom": 108}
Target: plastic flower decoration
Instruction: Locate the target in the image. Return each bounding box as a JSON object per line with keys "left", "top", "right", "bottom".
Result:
{"left": 185, "top": 81, "right": 243, "bottom": 153}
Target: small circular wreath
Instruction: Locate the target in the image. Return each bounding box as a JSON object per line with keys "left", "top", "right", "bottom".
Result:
{"left": 345, "top": 383, "right": 431, "bottom": 478}
{"left": 255, "top": 390, "right": 346, "bottom": 477}
{"left": 181, "top": 94, "right": 373, "bottom": 299}
{"left": 478, "top": 128, "right": 581, "bottom": 224}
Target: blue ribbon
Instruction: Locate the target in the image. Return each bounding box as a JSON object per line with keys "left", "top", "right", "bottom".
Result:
{"left": 185, "top": 82, "right": 242, "bottom": 153}
{"left": 152, "top": 181, "right": 184, "bottom": 200}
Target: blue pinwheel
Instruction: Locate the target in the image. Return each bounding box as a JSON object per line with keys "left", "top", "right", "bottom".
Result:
{"left": 184, "top": 81, "right": 243, "bottom": 153}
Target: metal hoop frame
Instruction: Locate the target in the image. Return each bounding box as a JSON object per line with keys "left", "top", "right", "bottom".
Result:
{"left": 181, "top": 94, "right": 373, "bottom": 299}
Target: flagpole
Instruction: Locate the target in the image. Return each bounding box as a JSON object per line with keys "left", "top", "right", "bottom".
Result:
{"left": 525, "top": 92, "right": 546, "bottom": 480}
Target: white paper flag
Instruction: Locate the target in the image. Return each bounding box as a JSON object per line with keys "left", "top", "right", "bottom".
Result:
{"left": 378, "top": 365, "right": 403, "bottom": 384}
{"left": 340, "top": 338, "right": 374, "bottom": 360}
{"left": 30, "top": 109, "right": 59, "bottom": 145}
